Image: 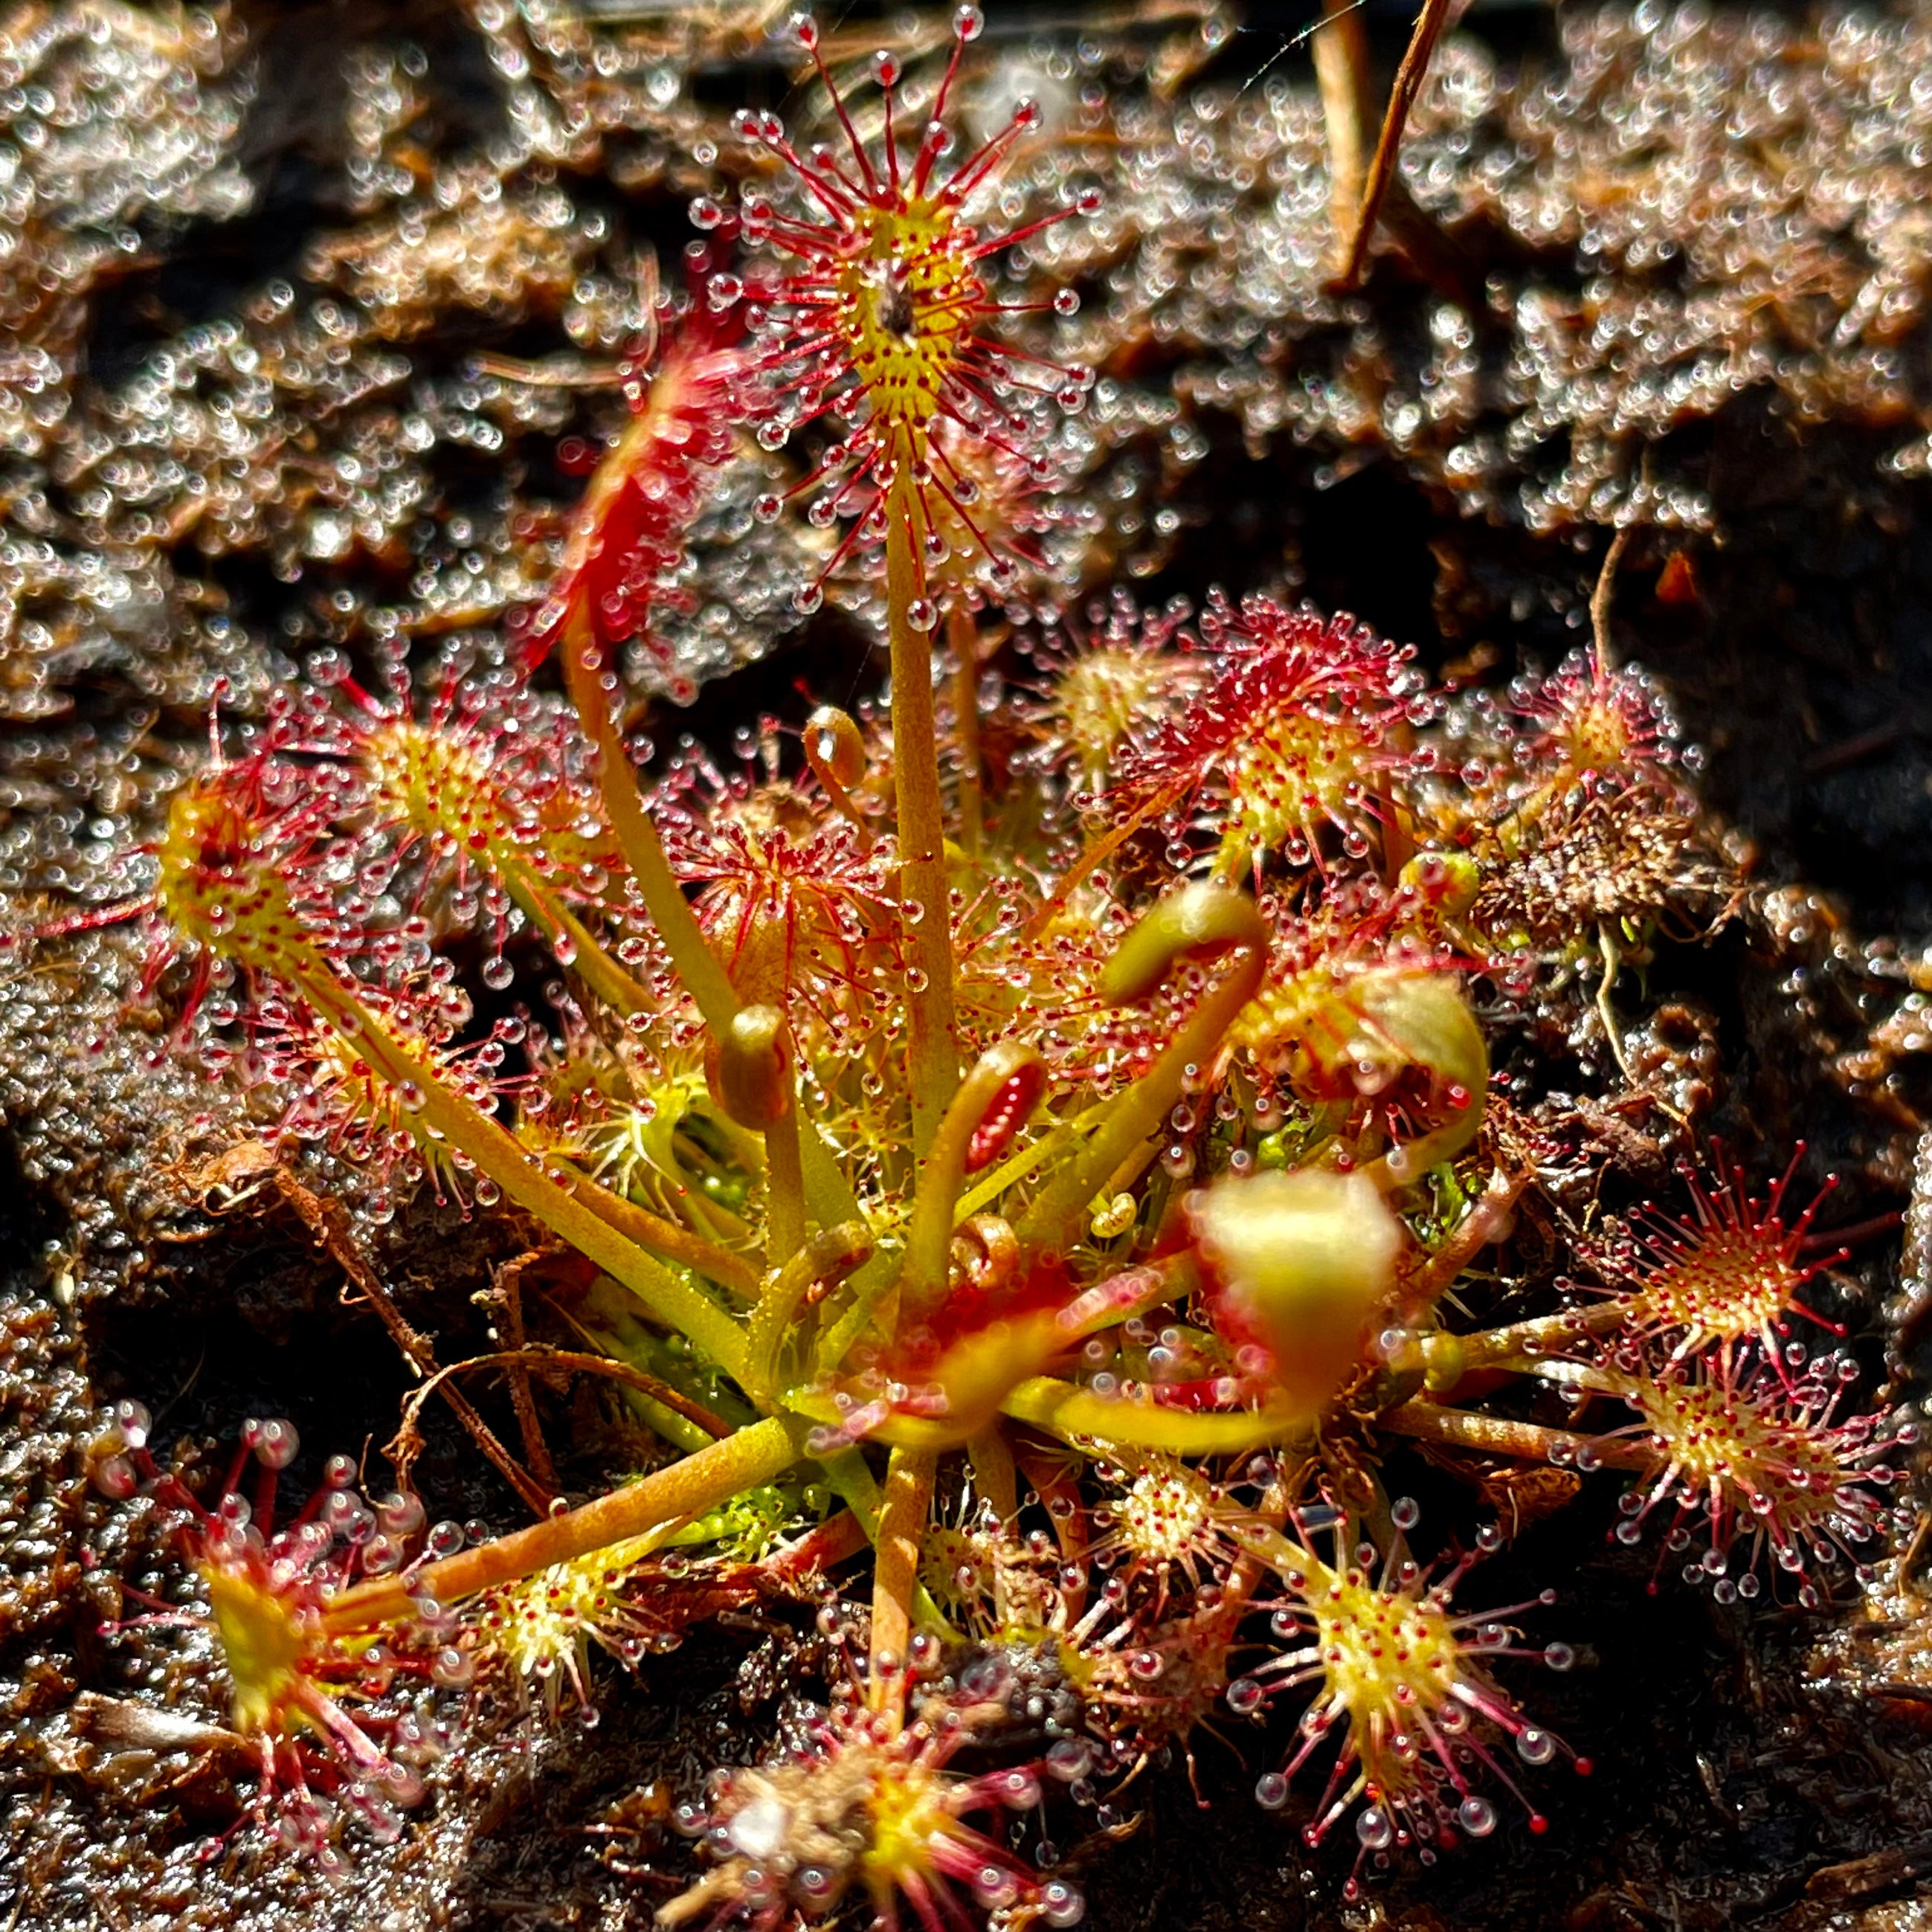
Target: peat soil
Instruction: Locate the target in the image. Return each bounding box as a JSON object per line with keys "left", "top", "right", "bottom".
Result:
{"left": 6, "top": 3, "right": 1932, "bottom": 1929}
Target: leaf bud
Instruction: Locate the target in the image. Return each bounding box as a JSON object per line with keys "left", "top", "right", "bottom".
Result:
{"left": 1191, "top": 1168, "right": 1400, "bottom": 1417}
{"left": 709, "top": 1006, "right": 793, "bottom": 1130}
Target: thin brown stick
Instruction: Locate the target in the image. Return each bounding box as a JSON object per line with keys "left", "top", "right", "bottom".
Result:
{"left": 464, "top": 352, "right": 628, "bottom": 389}
{"left": 261, "top": 1165, "right": 554, "bottom": 1516}
{"left": 390, "top": 1347, "right": 733, "bottom": 1459}
{"left": 487, "top": 1250, "right": 560, "bottom": 1490}
{"left": 1313, "top": 0, "right": 1372, "bottom": 277}
{"left": 1339, "top": 0, "right": 1454, "bottom": 290}
{"left": 1591, "top": 526, "right": 1633, "bottom": 675}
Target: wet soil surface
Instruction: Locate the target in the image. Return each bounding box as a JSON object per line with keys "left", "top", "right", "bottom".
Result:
{"left": 7, "top": 2, "right": 1932, "bottom": 1929}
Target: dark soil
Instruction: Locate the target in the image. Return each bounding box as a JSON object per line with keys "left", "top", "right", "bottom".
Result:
{"left": 6, "top": 3, "right": 1932, "bottom": 1929}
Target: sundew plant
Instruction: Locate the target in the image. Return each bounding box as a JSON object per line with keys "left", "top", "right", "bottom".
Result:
{"left": 43, "top": 10, "right": 1918, "bottom": 1926}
